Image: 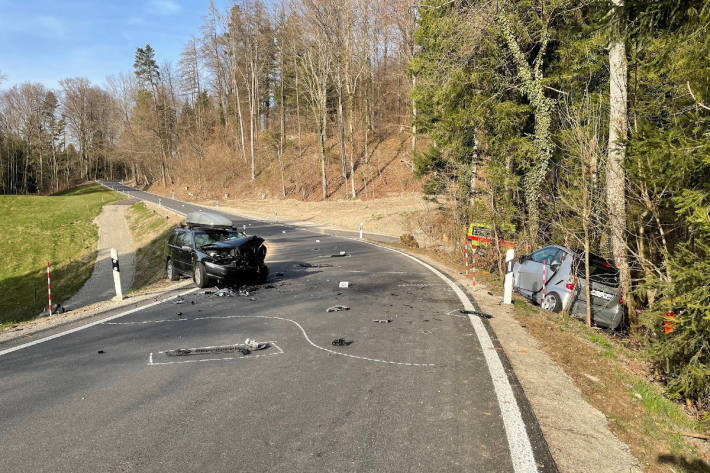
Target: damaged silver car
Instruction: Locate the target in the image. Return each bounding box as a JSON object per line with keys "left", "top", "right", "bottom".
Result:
{"left": 512, "top": 245, "right": 625, "bottom": 329}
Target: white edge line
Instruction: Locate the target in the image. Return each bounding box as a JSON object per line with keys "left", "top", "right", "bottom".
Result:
{"left": 352, "top": 239, "right": 539, "bottom": 473}
{"left": 0, "top": 287, "right": 200, "bottom": 357}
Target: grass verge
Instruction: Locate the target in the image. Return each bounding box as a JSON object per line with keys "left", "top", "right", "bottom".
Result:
{"left": 0, "top": 182, "right": 123, "bottom": 325}
{"left": 125, "top": 201, "right": 182, "bottom": 290}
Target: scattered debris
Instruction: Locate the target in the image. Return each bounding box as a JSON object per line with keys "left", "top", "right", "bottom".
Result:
{"left": 297, "top": 262, "right": 331, "bottom": 268}
{"left": 315, "top": 239, "right": 320, "bottom": 243}
{"left": 584, "top": 373, "right": 600, "bottom": 383}
{"left": 177, "top": 312, "right": 183, "bottom": 317}
{"left": 674, "top": 431, "right": 710, "bottom": 441}
{"left": 200, "top": 290, "right": 214, "bottom": 295}
{"left": 215, "top": 288, "right": 235, "bottom": 297}
{"left": 339, "top": 281, "right": 349, "bottom": 288}
{"left": 282, "top": 230, "right": 286, "bottom": 233}
{"left": 331, "top": 338, "right": 353, "bottom": 346}
{"left": 245, "top": 338, "right": 269, "bottom": 350}
{"left": 97, "top": 350, "right": 105, "bottom": 354}
{"left": 249, "top": 297, "right": 257, "bottom": 301}
{"left": 459, "top": 309, "right": 493, "bottom": 319}
{"left": 331, "top": 251, "right": 350, "bottom": 257}
{"left": 373, "top": 319, "right": 392, "bottom": 323}
{"left": 173, "top": 297, "right": 185, "bottom": 304}
{"left": 326, "top": 305, "right": 350, "bottom": 313}
{"left": 487, "top": 291, "right": 494, "bottom": 296}
{"left": 191, "top": 301, "right": 195, "bottom": 305}
{"left": 238, "top": 288, "right": 249, "bottom": 296}
{"left": 264, "top": 284, "right": 276, "bottom": 289}
{"left": 238, "top": 347, "right": 251, "bottom": 356}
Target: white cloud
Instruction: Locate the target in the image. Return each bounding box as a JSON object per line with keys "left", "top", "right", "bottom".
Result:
{"left": 149, "top": 0, "right": 182, "bottom": 15}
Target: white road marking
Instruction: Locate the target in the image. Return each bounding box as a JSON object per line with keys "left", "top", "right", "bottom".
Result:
{"left": 352, "top": 239, "right": 539, "bottom": 473}
{"left": 105, "top": 314, "right": 436, "bottom": 367}
{"left": 148, "top": 341, "right": 284, "bottom": 365}
{"left": 0, "top": 288, "right": 200, "bottom": 357}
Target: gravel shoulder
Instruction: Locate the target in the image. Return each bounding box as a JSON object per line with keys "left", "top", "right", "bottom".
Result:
{"left": 64, "top": 200, "right": 137, "bottom": 310}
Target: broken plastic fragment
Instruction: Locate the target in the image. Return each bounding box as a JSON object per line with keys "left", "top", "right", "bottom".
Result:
{"left": 373, "top": 319, "right": 392, "bottom": 323}
{"left": 245, "top": 338, "right": 269, "bottom": 350}
{"left": 326, "top": 305, "right": 350, "bottom": 312}
{"left": 331, "top": 338, "right": 353, "bottom": 346}
{"left": 339, "top": 281, "right": 349, "bottom": 288}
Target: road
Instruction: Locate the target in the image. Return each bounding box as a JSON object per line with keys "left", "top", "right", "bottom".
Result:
{"left": 0, "top": 181, "right": 556, "bottom": 473}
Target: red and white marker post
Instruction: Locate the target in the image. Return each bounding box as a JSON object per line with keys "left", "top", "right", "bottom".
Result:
{"left": 471, "top": 247, "right": 477, "bottom": 288}
{"left": 541, "top": 259, "right": 547, "bottom": 301}
{"left": 46, "top": 261, "right": 52, "bottom": 317}
{"left": 464, "top": 240, "right": 470, "bottom": 278}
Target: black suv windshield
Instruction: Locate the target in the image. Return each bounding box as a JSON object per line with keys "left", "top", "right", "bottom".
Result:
{"left": 193, "top": 230, "right": 244, "bottom": 248}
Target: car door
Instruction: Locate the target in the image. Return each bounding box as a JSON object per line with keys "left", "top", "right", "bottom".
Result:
{"left": 171, "top": 231, "right": 190, "bottom": 272}
{"left": 179, "top": 231, "right": 195, "bottom": 274}
{"left": 517, "top": 247, "right": 560, "bottom": 296}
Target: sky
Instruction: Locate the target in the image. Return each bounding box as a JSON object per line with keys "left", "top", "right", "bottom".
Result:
{"left": 0, "top": 0, "right": 230, "bottom": 90}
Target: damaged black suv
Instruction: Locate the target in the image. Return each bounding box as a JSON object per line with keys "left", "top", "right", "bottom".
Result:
{"left": 166, "top": 212, "right": 268, "bottom": 288}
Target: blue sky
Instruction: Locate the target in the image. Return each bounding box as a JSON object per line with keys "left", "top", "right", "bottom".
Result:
{"left": 0, "top": 0, "right": 230, "bottom": 89}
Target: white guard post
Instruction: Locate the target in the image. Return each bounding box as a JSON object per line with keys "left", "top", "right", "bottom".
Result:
{"left": 360, "top": 223, "right": 363, "bottom": 239}
{"left": 111, "top": 248, "right": 123, "bottom": 301}
{"left": 503, "top": 248, "right": 515, "bottom": 304}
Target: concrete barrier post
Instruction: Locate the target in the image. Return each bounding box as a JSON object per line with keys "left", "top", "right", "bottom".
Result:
{"left": 111, "top": 248, "right": 123, "bottom": 301}
{"left": 360, "top": 223, "right": 363, "bottom": 239}
{"left": 503, "top": 249, "right": 515, "bottom": 304}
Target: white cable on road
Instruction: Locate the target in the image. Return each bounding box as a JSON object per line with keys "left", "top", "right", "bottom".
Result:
{"left": 105, "top": 314, "right": 436, "bottom": 367}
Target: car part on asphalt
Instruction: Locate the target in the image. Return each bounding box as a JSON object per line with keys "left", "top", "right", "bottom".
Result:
{"left": 245, "top": 339, "right": 269, "bottom": 350}
{"left": 215, "top": 288, "right": 235, "bottom": 297}
{"left": 339, "top": 281, "right": 349, "bottom": 288}
{"left": 331, "top": 251, "right": 350, "bottom": 257}
{"left": 373, "top": 319, "right": 392, "bottom": 323}
{"left": 459, "top": 309, "right": 493, "bottom": 319}
{"left": 326, "top": 305, "right": 350, "bottom": 312}
{"left": 332, "top": 338, "right": 353, "bottom": 346}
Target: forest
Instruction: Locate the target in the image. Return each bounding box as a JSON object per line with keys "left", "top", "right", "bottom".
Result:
{"left": 0, "top": 0, "right": 708, "bottom": 405}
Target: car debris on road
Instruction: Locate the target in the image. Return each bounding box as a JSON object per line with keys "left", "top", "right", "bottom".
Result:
{"left": 326, "top": 305, "right": 350, "bottom": 312}
{"left": 332, "top": 338, "right": 353, "bottom": 346}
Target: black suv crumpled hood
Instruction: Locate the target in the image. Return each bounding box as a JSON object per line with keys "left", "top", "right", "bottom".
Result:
{"left": 201, "top": 236, "right": 264, "bottom": 251}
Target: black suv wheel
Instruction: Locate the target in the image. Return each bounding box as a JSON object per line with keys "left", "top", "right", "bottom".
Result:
{"left": 193, "top": 262, "right": 209, "bottom": 288}
{"left": 166, "top": 259, "right": 180, "bottom": 281}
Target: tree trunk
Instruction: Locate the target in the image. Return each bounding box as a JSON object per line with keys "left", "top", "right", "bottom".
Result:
{"left": 411, "top": 74, "right": 417, "bottom": 153}
{"left": 607, "top": 0, "right": 633, "bottom": 323}
{"left": 337, "top": 88, "right": 348, "bottom": 198}
{"left": 319, "top": 107, "right": 328, "bottom": 199}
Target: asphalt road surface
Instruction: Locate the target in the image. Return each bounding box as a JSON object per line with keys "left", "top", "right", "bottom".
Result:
{"left": 0, "top": 181, "right": 556, "bottom": 473}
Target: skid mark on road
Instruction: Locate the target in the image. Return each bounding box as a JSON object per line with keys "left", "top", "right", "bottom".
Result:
{"left": 105, "top": 314, "right": 436, "bottom": 367}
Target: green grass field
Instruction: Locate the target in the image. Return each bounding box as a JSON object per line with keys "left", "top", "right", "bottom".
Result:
{"left": 0, "top": 183, "right": 123, "bottom": 325}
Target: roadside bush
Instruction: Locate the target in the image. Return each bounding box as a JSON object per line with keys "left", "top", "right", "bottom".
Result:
{"left": 641, "top": 241, "right": 710, "bottom": 408}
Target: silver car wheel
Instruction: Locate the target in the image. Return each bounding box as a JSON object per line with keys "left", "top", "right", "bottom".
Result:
{"left": 541, "top": 294, "right": 555, "bottom": 311}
